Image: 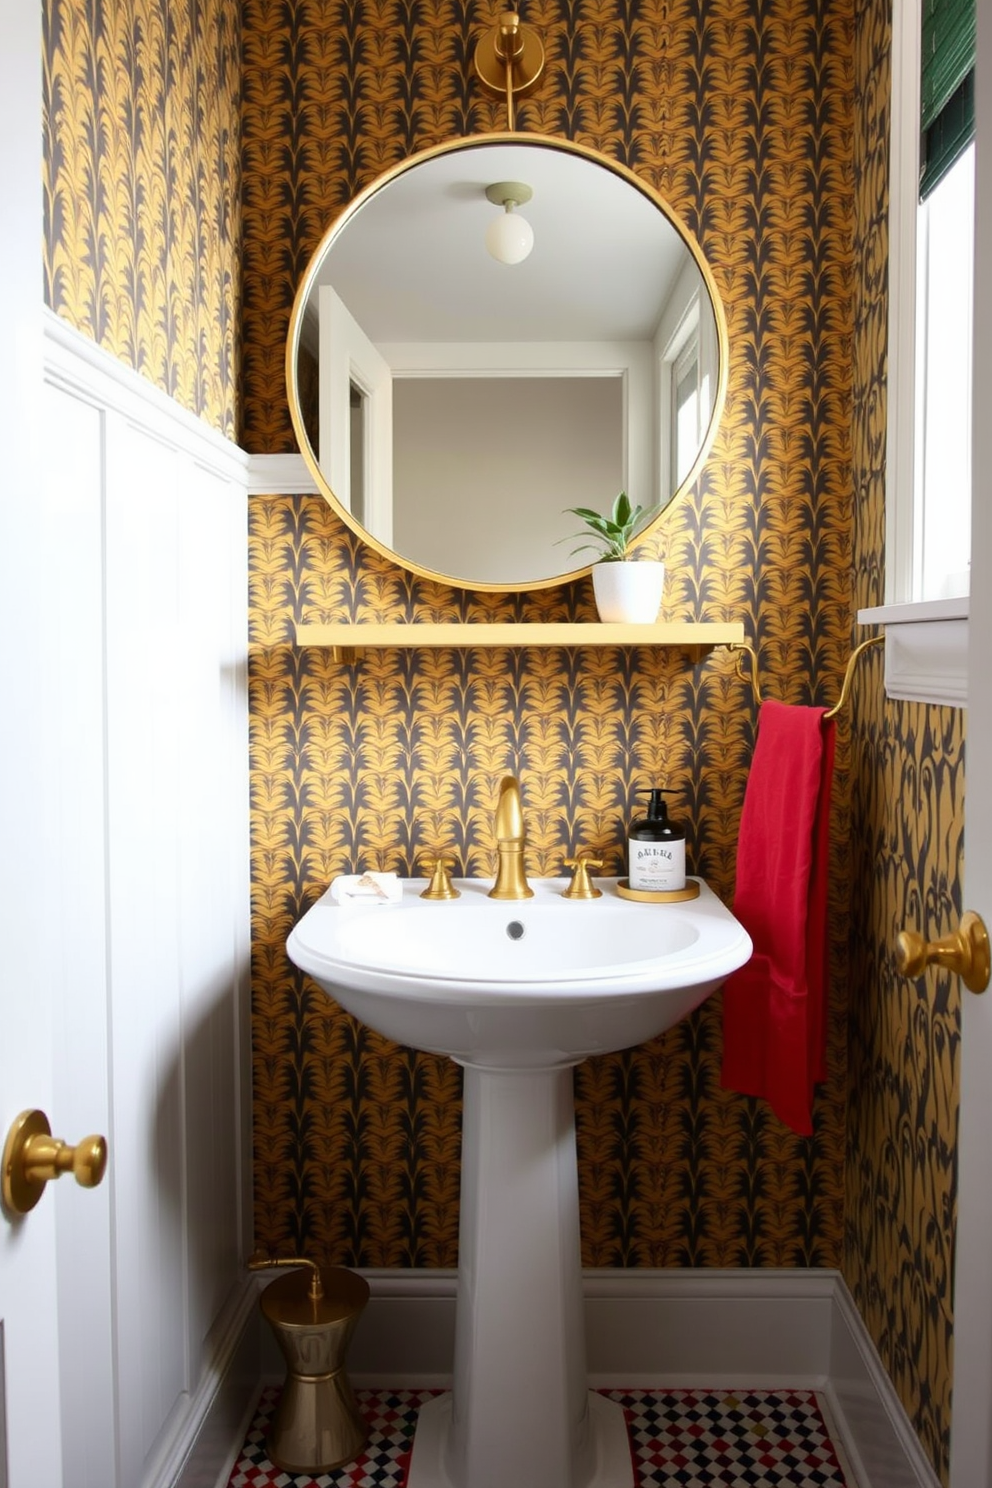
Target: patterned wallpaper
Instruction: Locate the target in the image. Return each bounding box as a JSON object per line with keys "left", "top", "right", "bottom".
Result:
{"left": 243, "top": 0, "right": 856, "bottom": 1272}
{"left": 847, "top": 4, "right": 963, "bottom": 1480}
{"left": 43, "top": 0, "right": 242, "bottom": 439}
{"left": 40, "top": 0, "right": 963, "bottom": 1478}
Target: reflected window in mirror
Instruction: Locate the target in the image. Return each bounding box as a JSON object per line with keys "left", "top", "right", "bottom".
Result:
{"left": 671, "top": 327, "right": 705, "bottom": 495}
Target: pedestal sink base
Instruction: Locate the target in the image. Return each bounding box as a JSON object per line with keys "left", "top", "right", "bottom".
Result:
{"left": 403, "top": 1064, "right": 636, "bottom": 1488}
{"left": 285, "top": 879, "right": 753, "bottom": 1488}
{"left": 407, "top": 1391, "right": 633, "bottom": 1488}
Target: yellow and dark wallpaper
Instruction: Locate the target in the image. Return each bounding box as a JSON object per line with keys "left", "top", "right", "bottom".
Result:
{"left": 43, "top": 0, "right": 242, "bottom": 439}
{"left": 243, "top": 0, "right": 856, "bottom": 1278}
{"left": 847, "top": 4, "right": 963, "bottom": 1479}
{"left": 41, "top": 0, "right": 965, "bottom": 1481}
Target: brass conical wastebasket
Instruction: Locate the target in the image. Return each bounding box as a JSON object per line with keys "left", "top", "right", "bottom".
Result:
{"left": 250, "top": 1256, "right": 371, "bottom": 1473}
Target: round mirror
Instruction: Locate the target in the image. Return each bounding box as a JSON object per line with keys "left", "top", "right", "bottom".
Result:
{"left": 287, "top": 134, "right": 728, "bottom": 591}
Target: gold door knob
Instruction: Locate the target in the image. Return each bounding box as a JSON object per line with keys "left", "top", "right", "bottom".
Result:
{"left": 2, "top": 1109, "right": 108, "bottom": 1216}
{"left": 895, "top": 910, "right": 990, "bottom": 994}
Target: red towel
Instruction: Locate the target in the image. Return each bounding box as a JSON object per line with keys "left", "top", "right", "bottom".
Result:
{"left": 720, "top": 699, "right": 836, "bottom": 1135}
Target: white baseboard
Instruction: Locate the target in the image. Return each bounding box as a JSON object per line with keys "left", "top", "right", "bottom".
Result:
{"left": 152, "top": 1269, "right": 940, "bottom": 1488}
{"left": 828, "top": 1280, "right": 941, "bottom": 1488}
{"left": 140, "top": 1276, "right": 261, "bottom": 1488}
{"left": 336, "top": 1268, "right": 938, "bottom": 1488}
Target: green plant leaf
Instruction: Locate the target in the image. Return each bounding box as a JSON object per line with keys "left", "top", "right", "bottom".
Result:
{"left": 558, "top": 489, "right": 664, "bottom": 561}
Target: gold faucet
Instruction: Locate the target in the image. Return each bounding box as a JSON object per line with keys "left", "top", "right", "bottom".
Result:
{"left": 488, "top": 775, "right": 534, "bottom": 900}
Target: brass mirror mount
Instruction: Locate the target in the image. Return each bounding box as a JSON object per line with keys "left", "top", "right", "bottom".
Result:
{"left": 2, "top": 1108, "right": 108, "bottom": 1216}
{"left": 474, "top": 11, "right": 545, "bottom": 130}
{"left": 895, "top": 909, "right": 991, "bottom": 994}
{"left": 563, "top": 855, "right": 604, "bottom": 900}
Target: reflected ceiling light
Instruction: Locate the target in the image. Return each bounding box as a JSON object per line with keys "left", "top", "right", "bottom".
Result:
{"left": 485, "top": 181, "right": 534, "bottom": 265}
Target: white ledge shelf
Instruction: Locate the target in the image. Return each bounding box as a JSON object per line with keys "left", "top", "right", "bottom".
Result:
{"left": 858, "top": 598, "right": 968, "bottom": 707}
{"left": 294, "top": 620, "right": 745, "bottom": 657}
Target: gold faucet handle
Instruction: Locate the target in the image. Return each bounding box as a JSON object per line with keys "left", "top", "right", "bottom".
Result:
{"left": 563, "top": 854, "right": 604, "bottom": 900}
{"left": 420, "top": 856, "right": 460, "bottom": 900}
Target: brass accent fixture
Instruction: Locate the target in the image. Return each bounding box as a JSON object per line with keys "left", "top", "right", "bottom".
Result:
{"left": 249, "top": 1253, "right": 371, "bottom": 1473}
{"left": 2, "top": 1108, "right": 107, "bottom": 1217}
{"left": 895, "top": 909, "right": 991, "bottom": 994}
{"left": 729, "top": 634, "right": 884, "bottom": 718}
{"left": 489, "top": 774, "right": 534, "bottom": 899}
{"left": 421, "top": 856, "right": 460, "bottom": 899}
{"left": 473, "top": 10, "right": 545, "bottom": 130}
{"left": 249, "top": 1250, "right": 324, "bottom": 1300}
{"left": 562, "top": 854, "right": 604, "bottom": 899}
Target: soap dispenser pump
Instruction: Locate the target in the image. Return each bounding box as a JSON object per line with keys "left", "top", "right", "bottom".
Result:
{"left": 627, "top": 788, "right": 686, "bottom": 893}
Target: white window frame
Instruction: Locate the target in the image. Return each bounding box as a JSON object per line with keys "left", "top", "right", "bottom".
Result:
{"left": 884, "top": 0, "right": 925, "bottom": 605}
{"left": 857, "top": 0, "right": 970, "bottom": 706}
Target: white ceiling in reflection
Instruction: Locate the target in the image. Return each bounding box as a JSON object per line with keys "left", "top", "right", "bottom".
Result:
{"left": 309, "top": 140, "right": 691, "bottom": 344}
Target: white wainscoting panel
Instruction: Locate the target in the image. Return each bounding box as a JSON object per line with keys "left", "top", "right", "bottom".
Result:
{"left": 42, "top": 376, "right": 118, "bottom": 1488}
{"left": 42, "top": 312, "right": 253, "bottom": 1488}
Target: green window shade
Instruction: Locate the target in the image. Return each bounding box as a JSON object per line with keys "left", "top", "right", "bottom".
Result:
{"left": 920, "top": 0, "right": 976, "bottom": 199}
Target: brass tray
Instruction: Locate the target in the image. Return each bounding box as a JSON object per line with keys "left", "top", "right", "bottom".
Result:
{"left": 616, "top": 877, "right": 701, "bottom": 904}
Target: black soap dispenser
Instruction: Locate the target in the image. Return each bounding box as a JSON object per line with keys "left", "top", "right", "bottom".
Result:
{"left": 627, "top": 788, "right": 686, "bottom": 893}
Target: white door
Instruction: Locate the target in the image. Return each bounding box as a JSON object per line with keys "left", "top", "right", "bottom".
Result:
{"left": 319, "top": 284, "right": 394, "bottom": 545}
{"left": 948, "top": 11, "right": 992, "bottom": 1483}
{"left": 0, "top": 6, "right": 67, "bottom": 1485}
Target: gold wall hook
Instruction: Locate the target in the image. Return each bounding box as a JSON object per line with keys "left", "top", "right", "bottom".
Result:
{"left": 895, "top": 909, "right": 991, "bottom": 994}
{"left": 562, "top": 854, "right": 604, "bottom": 899}
{"left": 474, "top": 11, "right": 545, "bottom": 130}
{"left": 421, "top": 856, "right": 460, "bottom": 900}
{"left": 2, "top": 1109, "right": 108, "bottom": 1216}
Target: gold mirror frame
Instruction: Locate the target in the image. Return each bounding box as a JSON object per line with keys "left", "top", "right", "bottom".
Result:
{"left": 286, "top": 133, "right": 729, "bottom": 593}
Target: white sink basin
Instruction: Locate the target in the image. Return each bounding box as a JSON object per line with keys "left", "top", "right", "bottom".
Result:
{"left": 287, "top": 876, "right": 751, "bottom": 1068}
{"left": 287, "top": 874, "right": 751, "bottom": 1488}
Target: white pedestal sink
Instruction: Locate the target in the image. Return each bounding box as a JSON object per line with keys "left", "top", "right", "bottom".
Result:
{"left": 288, "top": 877, "right": 751, "bottom": 1488}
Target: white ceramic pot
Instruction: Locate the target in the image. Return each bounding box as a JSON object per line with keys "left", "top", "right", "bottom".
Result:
{"left": 591, "top": 560, "right": 665, "bottom": 623}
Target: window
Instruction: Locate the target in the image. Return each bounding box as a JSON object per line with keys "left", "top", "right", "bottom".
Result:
{"left": 916, "top": 144, "right": 974, "bottom": 599}
{"left": 886, "top": 0, "right": 975, "bottom": 602}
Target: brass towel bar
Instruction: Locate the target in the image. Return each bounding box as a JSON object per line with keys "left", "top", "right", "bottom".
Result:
{"left": 728, "top": 635, "right": 883, "bottom": 720}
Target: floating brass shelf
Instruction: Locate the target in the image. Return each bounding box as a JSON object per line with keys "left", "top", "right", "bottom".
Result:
{"left": 293, "top": 620, "right": 745, "bottom": 661}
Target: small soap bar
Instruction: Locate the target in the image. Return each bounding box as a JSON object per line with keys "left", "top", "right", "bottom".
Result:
{"left": 330, "top": 872, "right": 402, "bottom": 904}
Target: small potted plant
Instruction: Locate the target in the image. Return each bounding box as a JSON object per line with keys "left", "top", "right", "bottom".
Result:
{"left": 562, "top": 490, "right": 665, "bottom": 623}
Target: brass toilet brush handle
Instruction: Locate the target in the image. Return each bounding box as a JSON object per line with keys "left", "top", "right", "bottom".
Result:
{"left": 248, "top": 1251, "right": 324, "bottom": 1300}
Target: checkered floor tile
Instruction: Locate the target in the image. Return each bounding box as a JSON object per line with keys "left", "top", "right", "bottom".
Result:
{"left": 605, "top": 1389, "right": 850, "bottom": 1486}
{"left": 227, "top": 1386, "right": 851, "bottom": 1486}
{"left": 226, "top": 1387, "right": 429, "bottom": 1486}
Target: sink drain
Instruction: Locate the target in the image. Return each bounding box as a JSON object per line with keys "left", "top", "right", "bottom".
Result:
{"left": 505, "top": 920, "right": 525, "bottom": 941}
